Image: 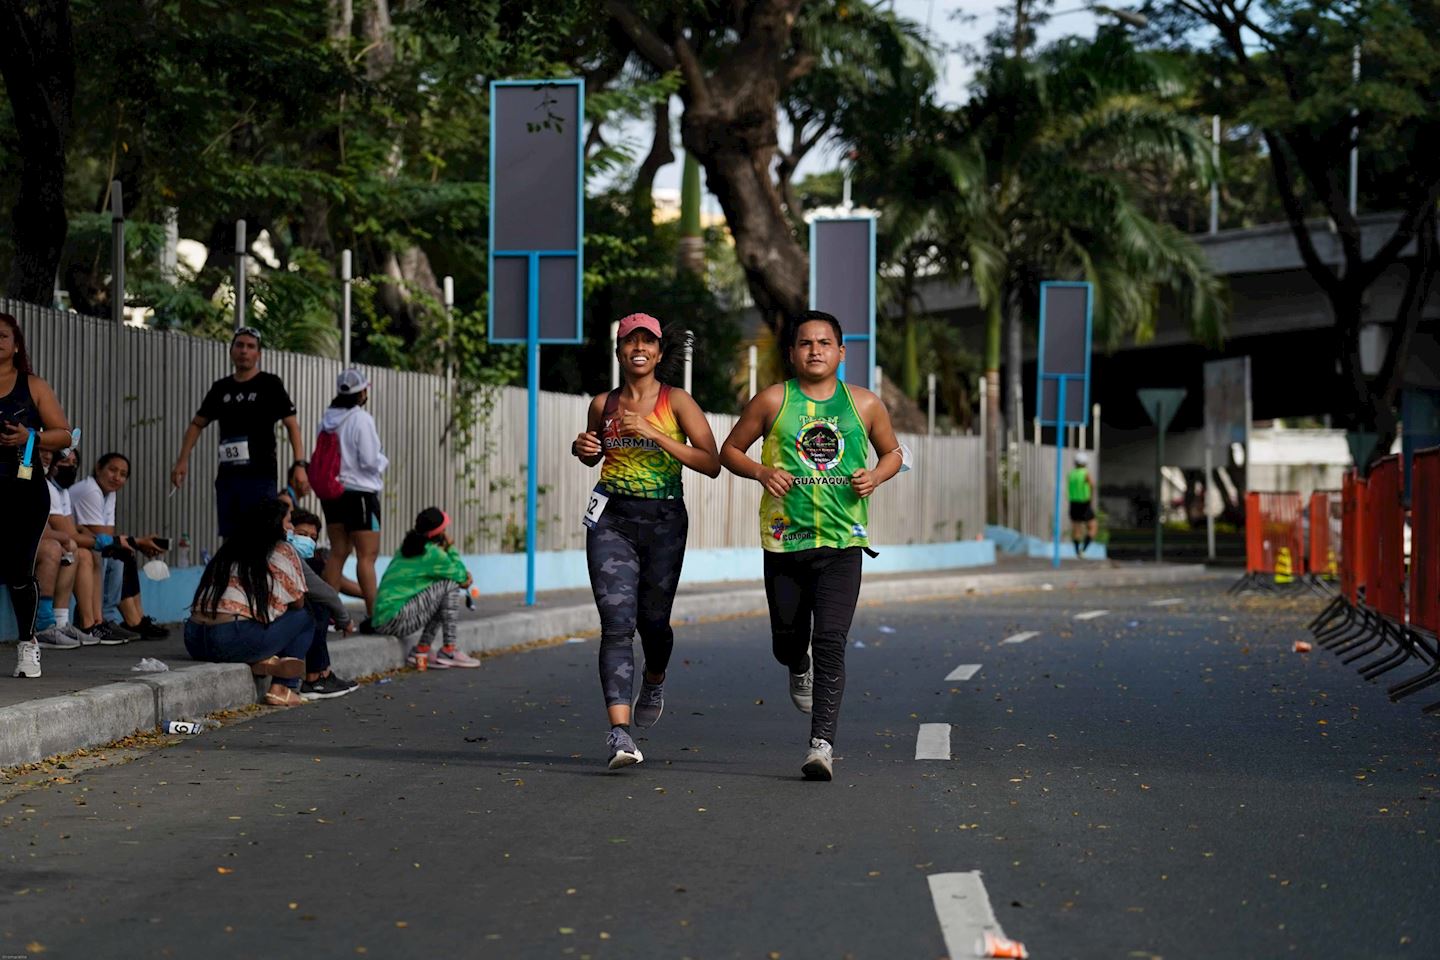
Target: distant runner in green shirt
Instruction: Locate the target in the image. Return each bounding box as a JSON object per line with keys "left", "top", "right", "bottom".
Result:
{"left": 1067, "top": 451, "right": 1097, "bottom": 557}
{"left": 721, "top": 311, "right": 903, "bottom": 781}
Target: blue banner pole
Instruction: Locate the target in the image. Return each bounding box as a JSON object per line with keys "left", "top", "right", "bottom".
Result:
{"left": 1052, "top": 377, "right": 1067, "bottom": 569}
{"left": 526, "top": 252, "right": 540, "bottom": 606}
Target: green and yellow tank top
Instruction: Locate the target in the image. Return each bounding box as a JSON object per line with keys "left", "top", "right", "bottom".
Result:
{"left": 1067, "top": 467, "right": 1091, "bottom": 503}
{"left": 598, "top": 385, "right": 685, "bottom": 499}
{"left": 758, "top": 379, "right": 871, "bottom": 552}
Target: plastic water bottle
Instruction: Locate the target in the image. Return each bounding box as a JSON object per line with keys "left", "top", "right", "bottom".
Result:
{"left": 165, "top": 719, "right": 218, "bottom": 735}
{"left": 466, "top": 586, "right": 479, "bottom": 611}
{"left": 176, "top": 534, "right": 191, "bottom": 569}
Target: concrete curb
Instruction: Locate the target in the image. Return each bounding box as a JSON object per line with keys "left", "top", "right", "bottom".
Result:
{"left": 1, "top": 563, "right": 1216, "bottom": 770}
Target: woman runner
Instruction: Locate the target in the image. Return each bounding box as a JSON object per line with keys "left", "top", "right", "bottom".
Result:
{"left": 572, "top": 313, "right": 720, "bottom": 770}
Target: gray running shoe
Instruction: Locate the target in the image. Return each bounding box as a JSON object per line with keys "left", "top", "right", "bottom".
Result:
{"left": 606, "top": 728, "right": 643, "bottom": 770}
{"left": 802, "top": 737, "right": 833, "bottom": 781}
{"left": 633, "top": 676, "right": 665, "bottom": 728}
{"left": 789, "top": 663, "right": 813, "bottom": 714}
{"left": 65, "top": 623, "right": 100, "bottom": 646}
{"left": 36, "top": 626, "right": 82, "bottom": 650}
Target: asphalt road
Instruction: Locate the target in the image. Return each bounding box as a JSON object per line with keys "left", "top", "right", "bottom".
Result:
{"left": 3, "top": 581, "right": 1438, "bottom": 959}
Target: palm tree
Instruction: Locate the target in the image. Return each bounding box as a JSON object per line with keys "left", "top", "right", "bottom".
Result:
{"left": 960, "top": 27, "right": 1226, "bottom": 449}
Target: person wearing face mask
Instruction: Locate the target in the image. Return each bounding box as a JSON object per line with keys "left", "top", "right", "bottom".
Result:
{"left": 280, "top": 506, "right": 359, "bottom": 701}
{"left": 70, "top": 452, "right": 170, "bottom": 640}
{"left": 43, "top": 445, "right": 116, "bottom": 644}
{"left": 0, "top": 313, "right": 74, "bottom": 678}
{"left": 571, "top": 313, "right": 721, "bottom": 770}
{"left": 315, "top": 368, "right": 388, "bottom": 622}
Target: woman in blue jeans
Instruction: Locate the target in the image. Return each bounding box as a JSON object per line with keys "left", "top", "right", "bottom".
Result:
{"left": 184, "top": 499, "right": 313, "bottom": 706}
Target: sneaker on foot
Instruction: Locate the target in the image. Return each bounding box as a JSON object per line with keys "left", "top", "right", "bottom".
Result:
{"left": 606, "top": 728, "right": 643, "bottom": 770}
{"left": 300, "top": 673, "right": 359, "bottom": 700}
{"left": 407, "top": 644, "right": 450, "bottom": 669}
{"left": 802, "top": 737, "right": 833, "bottom": 781}
{"left": 13, "top": 640, "right": 41, "bottom": 678}
{"left": 36, "top": 626, "right": 82, "bottom": 650}
{"left": 128, "top": 616, "right": 170, "bottom": 640}
{"left": 64, "top": 623, "right": 99, "bottom": 646}
{"left": 435, "top": 644, "right": 481, "bottom": 668}
{"left": 789, "top": 663, "right": 813, "bottom": 714}
{"left": 633, "top": 676, "right": 665, "bottom": 728}
{"left": 89, "top": 621, "right": 137, "bottom": 645}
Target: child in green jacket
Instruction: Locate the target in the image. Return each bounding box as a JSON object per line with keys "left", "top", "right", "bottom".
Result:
{"left": 373, "top": 507, "right": 479, "bottom": 668}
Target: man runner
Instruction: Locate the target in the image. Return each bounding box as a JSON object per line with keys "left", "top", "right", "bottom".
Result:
{"left": 1068, "top": 451, "right": 1097, "bottom": 557}
{"left": 170, "top": 327, "right": 309, "bottom": 538}
{"left": 721, "top": 311, "right": 902, "bottom": 781}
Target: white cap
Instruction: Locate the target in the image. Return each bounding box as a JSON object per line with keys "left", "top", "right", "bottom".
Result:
{"left": 336, "top": 366, "right": 370, "bottom": 395}
{"left": 1074, "top": 451, "right": 1089, "bottom": 466}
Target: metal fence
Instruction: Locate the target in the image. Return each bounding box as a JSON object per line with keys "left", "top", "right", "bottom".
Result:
{"left": 8, "top": 300, "right": 986, "bottom": 556}
{"left": 1004, "top": 429, "right": 1099, "bottom": 542}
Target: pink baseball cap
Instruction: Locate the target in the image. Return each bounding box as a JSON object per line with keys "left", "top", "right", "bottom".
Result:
{"left": 616, "top": 313, "right": 662, "bottom": 340}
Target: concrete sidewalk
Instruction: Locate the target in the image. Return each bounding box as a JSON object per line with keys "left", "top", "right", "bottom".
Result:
{"left": 0, "top": 558, "right": 1220, "bottom": 769}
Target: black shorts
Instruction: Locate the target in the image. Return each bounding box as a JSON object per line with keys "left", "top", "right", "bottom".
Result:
{"left": 1069, "top": 501, "right": 1095, "bottom": 523}
{"left": 322, "top": 490, "right": 382, "bottom": 533}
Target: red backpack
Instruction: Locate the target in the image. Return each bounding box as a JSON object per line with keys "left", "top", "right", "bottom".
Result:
{"left": 310, "top": 429, "right": 345, "bottom": 502}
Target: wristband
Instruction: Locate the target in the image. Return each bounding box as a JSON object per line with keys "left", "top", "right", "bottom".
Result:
{"left": 293, "top": 459, "right": 309, "bottom": 469}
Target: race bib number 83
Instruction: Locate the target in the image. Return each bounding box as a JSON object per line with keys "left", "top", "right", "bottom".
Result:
{"left": 218, "top": 438, "right": 251, "bottom": 465}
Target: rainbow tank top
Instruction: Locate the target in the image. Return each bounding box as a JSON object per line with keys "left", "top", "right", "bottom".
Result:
{"left": 598, "top": 385, "right": 685, "bottom": 499}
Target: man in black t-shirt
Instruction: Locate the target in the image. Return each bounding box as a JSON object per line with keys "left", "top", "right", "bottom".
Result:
{"left": 170, "top": 328, "right": 310, "bottom": 538}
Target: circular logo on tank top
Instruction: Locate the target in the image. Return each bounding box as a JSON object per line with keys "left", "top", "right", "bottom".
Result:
{"left": 796, "top": 417, "right": 844, "bottom": 471}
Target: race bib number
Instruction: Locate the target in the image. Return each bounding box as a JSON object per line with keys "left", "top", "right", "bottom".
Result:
{"left": 218, "top": 438, "right": 251, "bottom": 465}
{"left": 582, "top": 488, "right": 610, "bottom": 529}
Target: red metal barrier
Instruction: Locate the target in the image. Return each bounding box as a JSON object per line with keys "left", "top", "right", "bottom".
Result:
{"left": 1411, "top": 447, "right": 1440, "bottom": 636}
{"left": 1340, "top": 472, "right": 1368, "bottom": 605}
{"left": 1368, "top": 455, "right": 1405, "bottom": 621}
{"left": 1244, "top": 491, "right": 1306, "bottom": 580}
{"left": 1309, "top": 490, "right": 1341, "bottom": 580}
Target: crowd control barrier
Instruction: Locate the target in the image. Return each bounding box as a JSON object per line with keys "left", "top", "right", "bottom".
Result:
{"left": 1230, "top": 492, "right": 1307, "bottom": 593}
{"left": 1306, "top": 490, "right": 1341, "bottom": 590}
{"left": 1308, "top": 450, "right": 1440, "bottom": 714}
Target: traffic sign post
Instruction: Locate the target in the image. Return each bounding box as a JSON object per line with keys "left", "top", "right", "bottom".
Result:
{"left": 1035, "top": 282, "right": 1094, "bottom": 568}
{"left": 1137, "top": 388, "right": 1188, "bottom": 563}
{"left": 809, "top": 216, "right": 877, "bottom": 389}
{"left": 489, "top": 79, "right": 585, "bottom": 605}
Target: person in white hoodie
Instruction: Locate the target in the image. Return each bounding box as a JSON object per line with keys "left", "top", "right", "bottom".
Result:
{"left": 317, "top": 368, "right": 388, "bottom": 618}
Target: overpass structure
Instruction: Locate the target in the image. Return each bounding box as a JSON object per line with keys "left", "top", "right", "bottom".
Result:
{"left": 900, "top": 212, "right": 1440, "bottom": 500}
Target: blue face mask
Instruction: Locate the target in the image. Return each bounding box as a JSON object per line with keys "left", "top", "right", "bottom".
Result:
{"left": 287, "top": 532, "right": 316, "bottom": 560}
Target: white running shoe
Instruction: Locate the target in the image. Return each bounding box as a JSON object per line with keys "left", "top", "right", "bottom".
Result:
{"left": 434, "top": 644, "right": 481, "bottom": 668}
{"left": 789, "top": 663, "right": 814, "bottom": 714}
{"left": 36, "top": 626, "right": 82, "bottom": 650}
{"left": 13, "top": 640, "right": 41, "bottom": 678}
{"left": 802, "top": 737, "right": 833, "bottom": 781}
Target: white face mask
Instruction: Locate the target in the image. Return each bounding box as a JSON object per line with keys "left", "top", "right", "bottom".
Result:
{"left": 142, "top": 559, "right": 171, "bottom": 581}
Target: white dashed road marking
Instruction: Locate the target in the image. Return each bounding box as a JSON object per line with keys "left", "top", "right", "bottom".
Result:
{"left": 915, "top": 723, "right": 952, "bottom": 760}
{"left": 945, "top": 663, "right": 983, "bottom": 681}
{"left": 1148, "top": 597, "right": 1184, "bottom": 606}
{"left": 999, "top": 631, "right": 1039, "bottom": 645}
{"left": 927, "top": 871, "right": 1014, "bottom": 959}
{"left": 1074, "top": 609, "right": 1110, "bottom": 620}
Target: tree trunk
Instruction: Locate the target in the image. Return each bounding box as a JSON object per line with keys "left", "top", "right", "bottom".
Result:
{"left": 1005, "top": 299, "right": 1025, "bottom": 444}
{"left": 632, "top": 101, "right": 674, "bottom": 228}
{"left": 984, "top": 298, "right": 1002, "bottom": 522}
{"left": 0, "top": 0, "right": 75, "bottom": 305}
{"left": 607, "top": 0, "right": 812, "bottom": 332}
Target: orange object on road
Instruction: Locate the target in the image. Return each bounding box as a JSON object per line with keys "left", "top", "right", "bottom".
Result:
{"left": 1293, "top": 640, "right": 1313, "bottom": 653}
{"left": 977, "top": 932, "right": 1029, "bottom": 958}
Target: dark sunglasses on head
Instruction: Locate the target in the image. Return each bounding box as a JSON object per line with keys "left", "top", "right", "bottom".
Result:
{"left": 232, "top": 326, "right": 262, "bottom": 345}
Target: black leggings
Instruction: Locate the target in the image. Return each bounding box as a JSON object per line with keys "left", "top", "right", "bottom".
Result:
{"left": 2, "top": 475, "right": 50, "bottom": 641}
{"left": 763, "top": 546, "right": 863, "bottom": 747}
{"left": 586, "top": 495, "right": 688, "bottom": 708}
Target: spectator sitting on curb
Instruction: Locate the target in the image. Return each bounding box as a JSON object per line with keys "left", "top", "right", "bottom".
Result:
{"left": 186, "top": 499, "right": 314, "bottom": 707}
{"left": 290, "top": 508, "right": 362, "bottom": 599}
{"left": 34, "top": 449, "right": 99, "bottom": 648}
{"left": 44, "top": 447, "right": 123, "bottom": 643}
{"left": 282, "top": 506, "right": 359, "bottom": 701}
{"left": 371, "top": 507, "right": 479, "bottom": 670}
{"left": 69, "top": 452, "right": 169, "bottom": 640}
{"left": 278, "top": 462, "right": 309, "bottom": 511}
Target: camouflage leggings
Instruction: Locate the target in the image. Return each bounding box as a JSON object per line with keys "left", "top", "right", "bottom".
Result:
{"left": 586, "top": 495, "right": 688, "bottom": 707}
